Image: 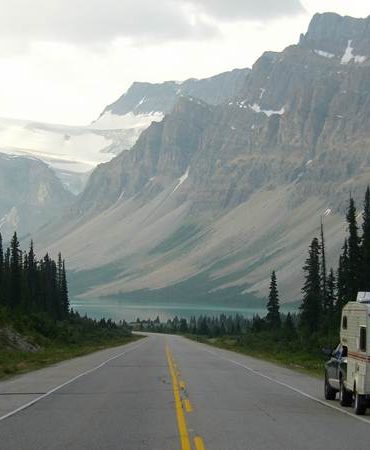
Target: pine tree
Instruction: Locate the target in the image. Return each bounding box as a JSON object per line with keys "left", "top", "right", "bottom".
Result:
{"left": 10, "top": 232, "right": 21, "bottom": 309}
{"left": 3, "top": 247, "right": 10, "bottom": 307}
{"left": 326, "top": 268, "right": 336, "bottom": 314}
{"left": 26, "top": 240, "right": 38, "bottom": 311}
{"left": 320, "top": 218, "right": 328, "bottom": 311}
{"left": 179, "top": 318, "right": 188, "bottom": 333}
{"left": 361, "top": 186, "right": 370, "bottom": 291}
{"left": 320, "top": 219, "right": 327, "bottom": 298}
{"left": 266, "top": 270, "right": 281, "bottom": 328}
{"left": 337, "top": 239, "right": 350, "bottom": 312}
{"left": 61, "top": 259, "right": 69, "bottom": 317}
{"left": 300, "top": 237, "right": 322, "bottom": 333}
{"left": 346, "top": 196, "right": 361, "bottom": 300}
{"left": 57, "top": 253, "right": 64, "bottom": 317}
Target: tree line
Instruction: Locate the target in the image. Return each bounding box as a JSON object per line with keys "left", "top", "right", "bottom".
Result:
{"left": 0, "top": 232, "right": 131, "bottom": 343}
{"left": 134, "top": 312, "right": 296, "bottom": 341}
{"left": 0, "top": 232, "right": 69, "bottom": 320}
{"left": 259, "top": 187, "right": 370, "bottom": 340}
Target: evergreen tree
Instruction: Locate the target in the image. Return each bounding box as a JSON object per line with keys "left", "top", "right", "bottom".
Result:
{"left": 326, "top": 268, "right": 336, "bottom": 314}
{"left": 266, "top": 270, "right": 281, "bottom": 328}
{"left": 26, "top": 240, "right": 38, "bottom": 311}
{"left": 300, "top": 237, "right": 322, "bottom": 333}
{"left": 179, "top": 318, "right": 188, "bottom": 333}
{"left": 4, "top": 247, "right": 10, "bottom": 270}
{"left": 320, "top": 218, "right": 328, "bottom": 310}
{"left": 337, "top": 239, "right": 350, "bottom": 312}
{"left": 62, "top": 259, "right": 69, "bottom": 316}
{"left": 361, "top": 186, "right": 370, "bottom": 291}
{"left": 3, "top": 247, "right": 10, "bottom": 307}
{"left": 0, "top": 239, "right": 70, "bottom": 320}
{"left": 346, "top": 196, "right": 361, "bottom": 300}
{"left": 10, "top": 232, "right": 21, "bottom": 309}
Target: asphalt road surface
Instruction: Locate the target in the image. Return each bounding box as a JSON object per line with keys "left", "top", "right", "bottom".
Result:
{"left": 1, "top": 333, "right": 370, "bottom": 450}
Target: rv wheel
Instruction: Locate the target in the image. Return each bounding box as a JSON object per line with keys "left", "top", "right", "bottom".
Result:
{"left": 339, "top": 380, "right": 352, "bottom": 407}
{"left": 324, "top": 373, "right": 336, "bottom": 400}
{"left": 354, "top": 392, "right": 367, "bottom": 415}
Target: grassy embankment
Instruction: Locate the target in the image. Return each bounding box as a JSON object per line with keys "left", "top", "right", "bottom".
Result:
{"left": 0, "top": 308, "right": 141, "bottom": 380}
{"left": 186, "top": 333, "right": 329, "bottom": 377}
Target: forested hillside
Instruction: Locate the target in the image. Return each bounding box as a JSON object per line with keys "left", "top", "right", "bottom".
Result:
{"left": 0, "top": 233, "right": 134, "bottom": 379}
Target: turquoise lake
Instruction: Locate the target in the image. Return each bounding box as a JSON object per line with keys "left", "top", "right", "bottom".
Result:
{"left": 71, "top": 297, "right": 297, "bottom": 322}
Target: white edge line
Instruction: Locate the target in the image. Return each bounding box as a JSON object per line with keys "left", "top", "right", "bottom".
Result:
{"left": 198, "top": 344, "right": 370, "bottom": 425}
{"left": 0, "top": 338, "right": 148, "bottom": 423}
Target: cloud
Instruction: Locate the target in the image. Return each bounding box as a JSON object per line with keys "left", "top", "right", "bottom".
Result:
{"left": 0, "top": 0, "right": 306, "bottom": 53}
{"left": 184, "top": 0, "right": 306, "bottom": 21}
{"left": 0, "top": 0, "right": 218, "bottom": 50}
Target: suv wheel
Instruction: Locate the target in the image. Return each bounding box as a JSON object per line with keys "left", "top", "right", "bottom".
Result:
{"left": 324, "top": 373, "right": 336, "bottom": 400}
{"left": 339, "top": 379, "right": 352, "bottom": 407}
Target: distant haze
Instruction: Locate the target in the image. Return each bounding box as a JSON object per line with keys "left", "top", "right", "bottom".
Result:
{"left": 0, "top": 0, "right": 368, "bottom": 125}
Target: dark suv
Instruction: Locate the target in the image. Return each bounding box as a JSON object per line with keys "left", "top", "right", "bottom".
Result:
{"left": 324, "top": 343, "right": 352, "bottom": 406}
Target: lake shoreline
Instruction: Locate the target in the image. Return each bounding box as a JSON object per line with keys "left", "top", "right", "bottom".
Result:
{"left": 71, "top": 298, "right": 299, "bottom": 322}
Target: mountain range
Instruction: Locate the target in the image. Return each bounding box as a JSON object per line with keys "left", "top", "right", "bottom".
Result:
{"left": 0, "top": 68, "right": 248, "bottom": 240}
{"left": 15, "top": 12, "right": 370, "bottom": 306}
{"left": 0, "top": 154, "right": 73, "bottom": 239}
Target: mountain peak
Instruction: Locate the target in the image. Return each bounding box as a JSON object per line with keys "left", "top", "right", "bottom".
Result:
{"left": 299, "top": 12, "right": 370, "bottom": 61}
{"left": 99, "top": 68, "right": 250, "bottom": 119}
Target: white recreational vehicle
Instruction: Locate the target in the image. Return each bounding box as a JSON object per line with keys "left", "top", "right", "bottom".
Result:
{"left": 340, "top": 292, "right": 370, "bottom": 414}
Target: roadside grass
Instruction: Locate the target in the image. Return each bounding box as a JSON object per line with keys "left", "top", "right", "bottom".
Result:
{"left": 0, "top": 334, "right": 143, "bottom": 380}
{"left": 186, "top": 335, "right": 325, "bottom": 377}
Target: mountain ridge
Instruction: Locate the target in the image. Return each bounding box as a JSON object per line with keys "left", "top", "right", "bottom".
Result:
{"left": 0, "top": 154, "right": 73, "bottom": 240}
{"left": 35, "top": 12, "right": 370, "bottom": 305}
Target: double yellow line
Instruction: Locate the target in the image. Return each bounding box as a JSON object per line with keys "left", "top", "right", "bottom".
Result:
{"left": 166, "top": 345, "right": 206, "bottom": 450}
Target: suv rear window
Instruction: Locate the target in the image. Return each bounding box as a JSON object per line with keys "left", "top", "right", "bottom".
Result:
{"left": 342, "top": 316, "right": 348, "bottom": 329}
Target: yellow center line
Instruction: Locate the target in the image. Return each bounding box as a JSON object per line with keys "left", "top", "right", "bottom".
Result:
{"left": 194, "top": 436, "right": 206, "bottom": 450}
{"left": 184, "top": 399, "right": 193, "bottom": 413}
{"left": 166, "top": 345, "right": 192, "bottom": 450}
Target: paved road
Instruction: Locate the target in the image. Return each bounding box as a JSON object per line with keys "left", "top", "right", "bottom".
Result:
{"left": 1, "top": 333, "right": 370, "bottom": 450}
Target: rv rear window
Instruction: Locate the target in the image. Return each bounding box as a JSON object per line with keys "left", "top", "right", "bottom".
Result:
{"left": 360, "top": 327, "right": 367, "bottom": 352}
{"left": 342, "top": 316, "right": 348, "bottom": 329}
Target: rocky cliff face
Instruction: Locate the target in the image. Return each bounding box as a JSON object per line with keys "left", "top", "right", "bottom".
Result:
{"left": 0, "top": 69, "right": 249, "bottom": 196}
{"left": 38, "top": 13, "right": 370, "bottom": 305}
{"left": 91, "top": 68, "right": 250, "bottom": 154}
{"left": 299, "top": 12, "right": 370, "bottom": 59}
{"left": 0, "top": 154, "right": 73, "bottom": 241}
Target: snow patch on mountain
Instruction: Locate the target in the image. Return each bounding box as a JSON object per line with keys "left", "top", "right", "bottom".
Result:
{"left": 0, "top": 117, "right": 114, "bottom": 174}
{"left": 249, "top": 103, "right": 285, "bottom": 117}
{"left": 314, "top": 49, "right": 335, "bottom": 59}
{"left": 172, "top": 167, "right": 190, "bottom": 193}
{"left": 341, "top": 40, "right": 367, "bottom": 64}
{"left": 0, "top": 111, "right": 165, "bottom": 194}
{"left": 91, "top": 111, "right": 164, "bottom": 131}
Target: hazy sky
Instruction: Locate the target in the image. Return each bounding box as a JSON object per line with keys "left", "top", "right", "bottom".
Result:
{"left": 0, "top": 0, "right": 369, "bottom": 125}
